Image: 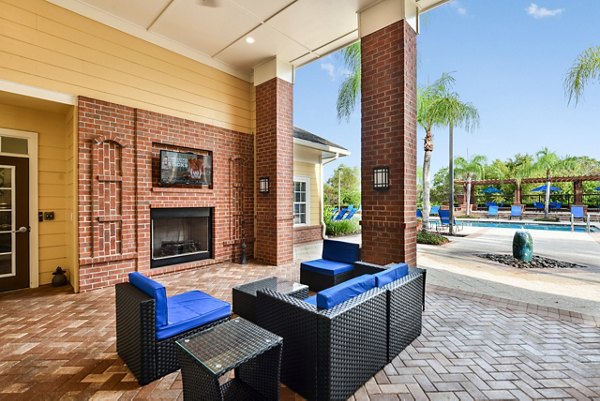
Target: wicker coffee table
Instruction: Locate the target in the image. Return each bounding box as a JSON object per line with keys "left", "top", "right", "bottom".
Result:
{"left": 232, "top": 277, "right": 309, "bottom": 322}
{"left": 176, "top": 318, "right": 283, "bottom": 401}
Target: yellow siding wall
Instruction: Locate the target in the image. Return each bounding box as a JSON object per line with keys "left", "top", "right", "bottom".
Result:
{"left": 293, "top": 161, "right": 322, "bottom": 226}
{"left": 0, "top": 102, "right": 74, "bottom": 285}
{"left": 0, "top": 0, "right": 253, "bottom": 133}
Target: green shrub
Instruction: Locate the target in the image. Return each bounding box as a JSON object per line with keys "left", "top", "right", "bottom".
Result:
{"left": 325, "top": 219, "right": 360, "bottom": 237}
{"left": 417, "top": 231, "right": 449, "bottom": 245}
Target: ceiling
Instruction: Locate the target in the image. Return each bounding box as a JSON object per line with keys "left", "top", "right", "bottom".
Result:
{"left": 48, "top": 0, "right": 448, "bottom": 81}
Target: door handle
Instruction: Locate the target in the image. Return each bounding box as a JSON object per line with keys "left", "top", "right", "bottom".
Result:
{"left": 14, "top": 226, "right": 29, "bottom": 234}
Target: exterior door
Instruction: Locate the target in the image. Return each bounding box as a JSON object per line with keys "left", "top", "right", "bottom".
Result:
{"left": 0, "top": 156, "right": 30, "bottom": 291}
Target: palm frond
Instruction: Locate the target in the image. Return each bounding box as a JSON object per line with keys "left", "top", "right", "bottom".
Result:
{"left": 565, "top": 46, "right": 600, "bottom": 105}
{"left": 336, "top": 42, "right": 361, "bottom": 121}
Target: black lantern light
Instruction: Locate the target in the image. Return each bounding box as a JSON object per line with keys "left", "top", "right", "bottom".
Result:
{"left": 373, "top": 167, "right": 389, "bottom": 190}
{"left": 258, "top": 177, "right": 270, "bottom": 193}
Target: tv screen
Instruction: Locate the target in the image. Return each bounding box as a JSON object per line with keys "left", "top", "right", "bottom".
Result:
{"left": 159, "top": 150, "right": 212, "bottom": 186}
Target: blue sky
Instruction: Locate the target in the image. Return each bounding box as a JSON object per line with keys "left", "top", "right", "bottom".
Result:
{"left": 293, "top": 0, "right": 600, "bottom": 181}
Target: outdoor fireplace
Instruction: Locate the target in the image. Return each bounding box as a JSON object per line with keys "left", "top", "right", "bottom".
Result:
{"left": 151, "top": 207, "right": 212, "bottom": 268}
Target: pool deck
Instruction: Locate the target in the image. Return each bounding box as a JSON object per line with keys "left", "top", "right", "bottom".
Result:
{"left": 418, "top": 226, "right": 600, "bottom": 319}
{"left": 331, "top": 226, "right": 600, "bottom": 321}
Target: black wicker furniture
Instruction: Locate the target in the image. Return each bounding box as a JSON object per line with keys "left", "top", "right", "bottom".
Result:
{"left": 176, "top": 318, "right": 283, "bottom": 401}
{"left": 115, "top": 272, "right": 231, "bottom": 385}
{"left": 300, "top": 239, "right": 361, "bottom": 292}
{"left": 232, "top": 277, "right": 309, "bottom": 322}
{"left": 354, "top": 261, "right": 426, "bottom": 362}
{"left": 256, "top": 280, "right": 388, "bottom": 401}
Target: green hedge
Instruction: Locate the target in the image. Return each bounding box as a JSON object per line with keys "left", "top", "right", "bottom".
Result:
{"left": 325, "top": 219, "right": 360, "bottom": 237}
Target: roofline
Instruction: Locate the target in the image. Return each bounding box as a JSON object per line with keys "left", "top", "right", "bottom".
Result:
{"left": 293, "top": 137, "right": 350, "bottom": 156}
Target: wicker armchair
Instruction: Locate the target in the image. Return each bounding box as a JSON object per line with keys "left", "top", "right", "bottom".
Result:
{"left": 256, "top": 287, "right": 388, "bottom": 401}
{"left": 115, "top": 282, "right": 229, "bottom": 385}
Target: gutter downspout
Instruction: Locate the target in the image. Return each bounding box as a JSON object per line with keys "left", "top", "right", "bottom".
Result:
{"left": 321, "top": 153, "right": 340, "bottom": 239}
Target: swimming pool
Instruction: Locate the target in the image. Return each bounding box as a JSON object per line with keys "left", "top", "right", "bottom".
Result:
{"left": 458, "top": 220, "right": 599, "bottom": 233}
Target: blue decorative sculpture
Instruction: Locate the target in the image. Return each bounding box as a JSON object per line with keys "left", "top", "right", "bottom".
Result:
{"left": 513, "top": 230, "right": 533, "bottom": 263}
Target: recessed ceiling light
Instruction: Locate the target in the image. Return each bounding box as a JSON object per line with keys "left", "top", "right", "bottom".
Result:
{"left": 245, "top": 37, "right": 255, "bottom": 44}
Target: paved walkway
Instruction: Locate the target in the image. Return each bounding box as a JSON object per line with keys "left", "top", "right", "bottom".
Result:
{"left": 0, "top": 260, "right": 599, "bottom": 400}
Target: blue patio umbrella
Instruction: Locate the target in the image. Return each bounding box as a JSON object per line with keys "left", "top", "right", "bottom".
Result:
{"left": 531, "top": 184, "right": 562, "bottom": 192}
{"left": 482, "top": 186, "right": 502, "bottom": 194}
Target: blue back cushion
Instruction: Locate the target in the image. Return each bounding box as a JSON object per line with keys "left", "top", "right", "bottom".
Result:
{"left": 373, "top": 263, "right": 409, "bottom": 288}
{"left": 322, "top": 239, "right": 360, "bottom": 264}
{"left": 571, "top": 206, "right": 584, "bottom": 218}
{"left": 316, "top": 274, "right": 376, "bottom": 309}
{"left": 129, "top": 272, "right": 168, "bottom": 328}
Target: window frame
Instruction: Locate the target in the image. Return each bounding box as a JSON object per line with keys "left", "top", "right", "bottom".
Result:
{"left": 293, "top": 176, "right": 310, "bottom": 227}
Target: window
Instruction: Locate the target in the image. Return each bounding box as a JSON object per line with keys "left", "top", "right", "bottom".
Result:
{"left": 293, "top": 177, "right": 310, "bottom": 226}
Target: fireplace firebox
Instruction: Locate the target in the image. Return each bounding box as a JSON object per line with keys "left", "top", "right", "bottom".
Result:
{"left": 151, "top": 207, "right": 212, "bottom": 268}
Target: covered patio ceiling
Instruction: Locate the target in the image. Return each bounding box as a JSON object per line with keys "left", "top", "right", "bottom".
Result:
{"left": 47, "top": 0, "right": 449, "bottom": 81}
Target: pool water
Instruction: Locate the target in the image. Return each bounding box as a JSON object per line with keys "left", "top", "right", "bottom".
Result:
{"left": 458, "top": 220, "right": 599, "bottom": 233}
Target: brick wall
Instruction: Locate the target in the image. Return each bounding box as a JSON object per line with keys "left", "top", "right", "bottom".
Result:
{"left": 360, "top": 20, "right": 418, "bottom": 266}
{"left": 254, "top": 78, "right": 294, "bottom": 265}
{"left": 293, "top": 225, "right": 323, "bottom": 245}
{"left": 78, "top": 97, "right": 254, "bottom": 292}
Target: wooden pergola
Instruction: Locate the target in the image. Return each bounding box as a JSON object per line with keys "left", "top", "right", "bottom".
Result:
{"left": 456, "top": 175, "right": 600, "bottom": 207}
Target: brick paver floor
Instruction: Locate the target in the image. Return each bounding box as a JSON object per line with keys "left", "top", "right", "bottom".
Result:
{"left": 0, "top": 262, "right": 598, "bottom": 400}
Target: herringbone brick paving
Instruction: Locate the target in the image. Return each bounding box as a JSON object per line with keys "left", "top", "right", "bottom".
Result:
{"left": 0, "top": 262, "right": 598, "bottom": 400}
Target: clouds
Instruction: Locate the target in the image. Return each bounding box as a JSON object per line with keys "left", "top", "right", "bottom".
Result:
{"left": 449, "top": 0, "right": 467, "bottom": 16}
{"left": 526, "top": 3, "right": 564, "bottom": 19}
{"left": 321, "top": 63, "right": 336, "bottom": 81}
{"left": 320, "top": 61, "right": 351, "bottom": 82}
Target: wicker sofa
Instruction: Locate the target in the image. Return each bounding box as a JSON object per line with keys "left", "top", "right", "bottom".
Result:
{"left": 115, "top": 272, "right": 231, "bottom": 385}
{"left": 256, "top": 264, "right": 425, "bottom": 401}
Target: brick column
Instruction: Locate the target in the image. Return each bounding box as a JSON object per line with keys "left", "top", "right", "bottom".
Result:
{"left": 254, "top": 78, "right": 293, "bottom": 265}
{"left": 361, "top": 19, "right": 418, "bottom": 266}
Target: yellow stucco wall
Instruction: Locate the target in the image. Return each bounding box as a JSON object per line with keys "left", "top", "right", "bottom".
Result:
{"left": 0, "top": 0, "right": 253, "bottom": 133}
{"left": 293, "top": 160, "right": 322, "bottom": 227}
{"left": 0, "top": 102, "right": 75, "bottom": 286}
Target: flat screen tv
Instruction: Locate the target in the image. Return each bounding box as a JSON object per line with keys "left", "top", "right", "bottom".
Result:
{"left": 159, "top": 150, "right": 212, "bottom": 187}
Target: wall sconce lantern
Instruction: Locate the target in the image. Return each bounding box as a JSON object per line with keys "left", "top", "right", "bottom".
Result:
{"left": 258, "top": 177, "right": 270, "bottom": 193}
{"left": 373, "top": 167, "right": 389, "bottom": 190}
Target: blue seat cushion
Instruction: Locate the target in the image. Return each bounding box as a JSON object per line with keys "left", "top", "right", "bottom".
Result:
{"left": 304, "top": 295, "right": 317, "bottom": 306}
{"left": 373, "top": 263, "right": 409, "bottom": 288}
{"left": 156, "top": 291, "right": 230, "bottom": 340}
{"left": 322, "top": 239, "right": 360, "bottom": 264}
{"left": 301, "top": 259, "right": 354, "bottom": 276}
{"left": 129, "top": 272, "right": 168, "bottom": 328}
{"left": 316, "top": 274, "right": 376, "bottom": 309}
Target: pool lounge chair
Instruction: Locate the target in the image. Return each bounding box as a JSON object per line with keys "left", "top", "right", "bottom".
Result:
{"left": 487, "top": 205, "right": 499, "bottom": 219}
{"left": 570, "top": 206, "right": 586, "bottom": 222}
{"left": 334, "top": 205, "right": 352, "bottom": 220}
{"left": 344, "top": 207, "right": 359, "bottom": 220}
{"left": 549, "top": 201, "right": 562, "bottom": 210}
{"left": 430, "top": 205, "right": 441, "bottom": 216}
{"left": 416, "top": 209, "right": 423, "bottom": 218}
{"left": 533, "top": 202, "right": 544, "bottom": 211}
{"left": 437, "top": 209, "right": 462, "bottom": 232}
{"left": 510, "top": 205, "right": 523, "bottom": 220}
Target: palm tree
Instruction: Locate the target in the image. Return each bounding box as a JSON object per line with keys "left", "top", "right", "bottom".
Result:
{"left": 454, "top": 155, "right": 487, "bottom": 216}
{"left": 337, "top": 42, "right": 361, "bottom": 121}
{"left": 533, "top": 148, "right": 565, "bottom": 217}
{"left": 505, "top": 154, "right": 535, "bottom": 206}
{"left": 565, "top": 46, "right": 600, "bottom": 105}
{"left": 417, "top": 73, "right": 456, "bottom": 230}
{"left": 429, "top": 89, "right": 480, "bottom": 234}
